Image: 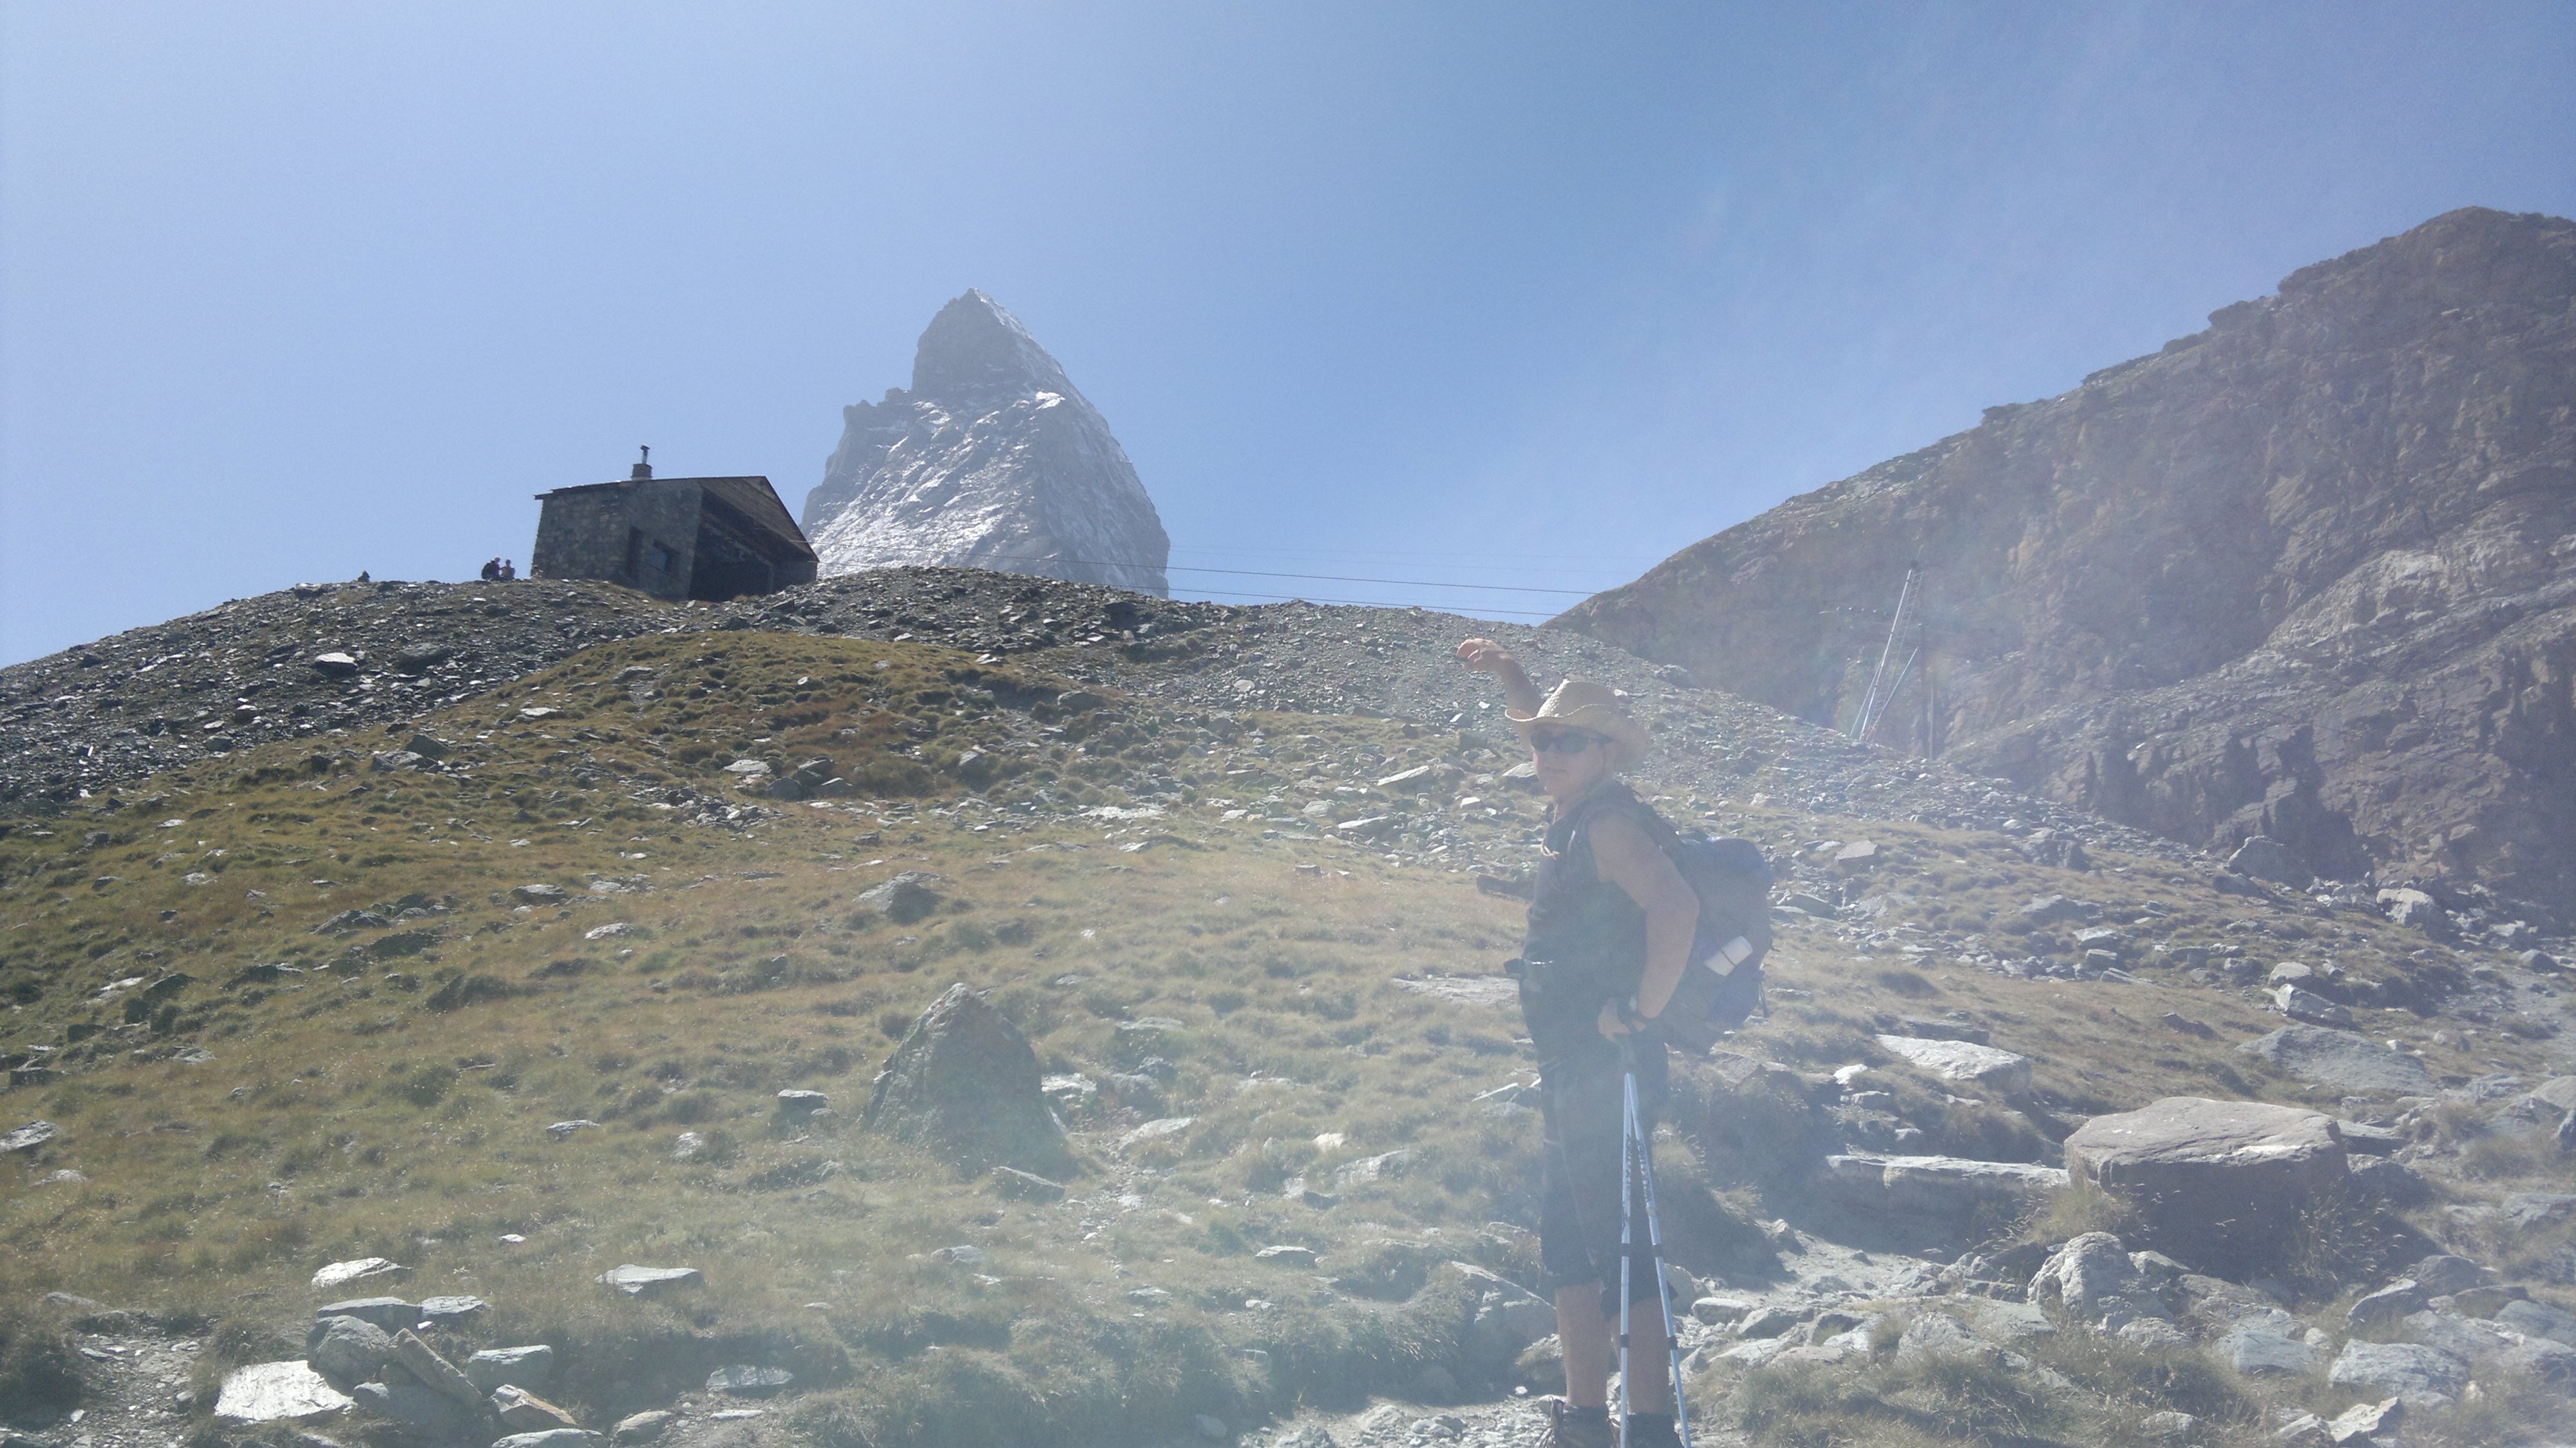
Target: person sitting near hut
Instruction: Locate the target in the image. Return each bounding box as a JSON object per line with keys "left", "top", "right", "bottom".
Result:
{"left": 480, "top": 557, "right": 502, "bottom": 582}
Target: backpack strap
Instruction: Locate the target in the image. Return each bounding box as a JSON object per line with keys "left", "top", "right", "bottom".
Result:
{"left": 1548, "top": 782, "right": 1651, "bottom": 880}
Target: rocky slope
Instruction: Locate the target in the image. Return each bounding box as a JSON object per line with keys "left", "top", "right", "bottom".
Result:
{"left": 800, "top": 291, "right": 1170, "bottom": 595}
{"left": 0, "top": 567, "right": 2203, "bottom": 886}
{"left": 2, "top": 575, "right": 2571, "bottom": 1448}
{"left": 1, "top": 620, "right": 2570, "bottom": 1448}
{"left": 1558, "top": 207, "right": 2576, "bottom": 915}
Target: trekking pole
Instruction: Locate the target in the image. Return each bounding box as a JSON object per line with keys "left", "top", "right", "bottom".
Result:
{"left": 1618, "top": 1038, "right": 1694, "bottom": 1447}
{"left": 1616, "top": 1040, "right": 1637, "bottom": 1448}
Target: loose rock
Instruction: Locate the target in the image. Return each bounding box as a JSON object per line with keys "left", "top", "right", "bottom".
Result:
{"left": 596, "top": 1264, "right": 703, "bottom": 1297}
{"left": 864, "top": 982, "right": 1068, "bottom": 1174}
{"left": 305, "top": 1315, "right": 395, "bottom": 1388}
{"left": 309, "top": 1257, "right": 410, "bottom": 1291}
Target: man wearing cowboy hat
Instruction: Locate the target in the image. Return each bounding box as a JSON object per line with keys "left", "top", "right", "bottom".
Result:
{"left": 1459, "top": 638, "right": 1698, "bottom": 1448}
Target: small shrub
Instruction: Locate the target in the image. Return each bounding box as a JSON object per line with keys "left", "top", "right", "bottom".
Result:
{"left": 0, "top": 1302, "right": 84, "bottom": 1415}
{"left": 2014, "top": 1172, "right": 2134, "bottom": 1249}
{"left": 399, "top": 1062, "right": 457, "bottom": 1107}
{"left": 1873, "top": 967, "right": 1938, "bottom": 998}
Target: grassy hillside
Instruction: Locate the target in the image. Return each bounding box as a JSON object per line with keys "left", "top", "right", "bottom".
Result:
{"left": 3, "top": 629, "right": 2567, "bottom": 1448}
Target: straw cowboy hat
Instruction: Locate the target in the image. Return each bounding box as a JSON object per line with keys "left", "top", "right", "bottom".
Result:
{"left": 1506, "top": 678, "right": 1652, "bottom": 770}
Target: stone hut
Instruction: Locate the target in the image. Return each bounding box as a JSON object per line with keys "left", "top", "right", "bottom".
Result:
{"left": 531, "top": 452, "right": 818, "bottom": 602}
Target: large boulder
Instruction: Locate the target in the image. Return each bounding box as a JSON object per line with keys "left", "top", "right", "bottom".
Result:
{"left": 864, "top": 982, "right": 1069, "bottom": 1174}
{"left": 2063, "top": 1097, "right": 2347, "bottom": 1276}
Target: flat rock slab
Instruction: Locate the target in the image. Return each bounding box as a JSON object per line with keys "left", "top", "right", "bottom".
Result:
{"left": 1953, "top": 1299, "right": 2052, "bottom": 1342}
{"left": 1820, "top": 1153, "right": 2067, "bottom": 1222}
{"left": 2219, "top": 1324, "right": 2324, "bottom": 1376}
{"left": 313, "top": 1297, "right": 416, "bottom": 1330}
{"left": 1, "top": 1119, "right": 59, "bottom": 1153}
{"left": 214, "top": 1361, "right": 355, "bottom": 1424}
{"left": 706, "top": 1365, "right": 795, "bottom": 1397}
{"left": 310, "top": 1257, "right": 410, "bottom": 1291}
{"left": 467, "top": 1344, "right": 556, "bottom": 1392}
{"left": 1892, "top": 1311, "right": 1983, "bottom": 1364}
{"left": 2499, "top": 1297, "right": 2576, "bottom": 1345}
{"left": 2241, "top": 1026, "right": 2436, "bottom": 1094}
{"left": 2328, "top": 1340, "right": 2467, "bottom": 1404}
{"left": 493, "top": 1433, "right": 605, "bottom": 1448}
{"left": 2065, "top": 1096, "right": 2345, "bottom": 1277}
{"left": 417, "top": 1294, "right": 488, "bottom": 1324}
{"left": 349, "top": 1377, "right": 474, "bottom": 1434}
{"left": 598, "top": 1264, "right": 703, "bottom": 1296}
{"left": 1392, "top": 974, "right": 1520, "bottom": 1008}
{"left": 2401, "top": 1310, "right": 2521, "bottom": 1362}
{"left": 1118, "top": 1117, "right": 1195, "bottom": 1150}
{"left": 2503, "top": 1192, "right": 2576, "bottom": 1232}
{"left": 1873, "top": 1035, "right": 2032, "bottom": 1094}
{"left": 613, "top": 1411, "right": 675, "bottom": 1444}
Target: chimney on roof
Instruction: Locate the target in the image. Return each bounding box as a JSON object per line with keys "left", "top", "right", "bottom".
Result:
{"left": 631, "top": 445, "right": 653, "bottom": 481}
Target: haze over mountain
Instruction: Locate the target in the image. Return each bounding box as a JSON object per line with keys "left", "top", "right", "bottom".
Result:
{"left": 800, "top": 291, "right": 1171, "bottom": 596}
{"left": 1560, "top": 207, "right": 2576, "bottom": 912}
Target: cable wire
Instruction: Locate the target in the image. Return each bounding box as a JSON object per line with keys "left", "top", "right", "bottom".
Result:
{"left": 965, "top": 550, "right": 1607, "bottom": 596}
{"left": 1177, "top": 586, "right": 1560, "bottom": 619}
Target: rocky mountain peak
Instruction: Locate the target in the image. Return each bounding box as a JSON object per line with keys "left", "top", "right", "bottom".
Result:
{"left": 907, "top": 288, "right": 1075, "bottom": 402}
{"left": 802, "top": 291, "right": 1171, "bottom": 596}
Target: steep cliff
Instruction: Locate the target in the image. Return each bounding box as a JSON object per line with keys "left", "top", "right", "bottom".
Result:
{"left": 802, "top": 290, "right": 1170, "bottom": 595}
{"left": 1558, "top": 207, "right": 2576, "bottom": 910}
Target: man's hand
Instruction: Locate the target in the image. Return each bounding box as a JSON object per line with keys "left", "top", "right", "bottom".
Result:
{"left": 1597, "top": 998, "right": 1647, "bottom": 1041}
{"left": 1458, "top": 638, "right": 1544, "bottom": 716}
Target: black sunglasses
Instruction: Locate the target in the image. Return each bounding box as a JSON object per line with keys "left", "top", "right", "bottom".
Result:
{"left": 1530, "top": 730, "right": 1605, "bottom": 756}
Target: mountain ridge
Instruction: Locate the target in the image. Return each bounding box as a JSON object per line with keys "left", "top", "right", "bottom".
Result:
{"left": 1557, "top": 206, "right": 2576, "bottom": 913}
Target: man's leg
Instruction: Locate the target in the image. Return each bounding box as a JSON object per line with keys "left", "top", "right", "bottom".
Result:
{"left": 1554, "top": 1281, "right": 1672, "bottom": 1409}
{"left": 1622, "top": 1301, "right": 1672, "bottom": 1413}
{"left": 1555, "top": 1284, "right": 1614, "bottom": 1407}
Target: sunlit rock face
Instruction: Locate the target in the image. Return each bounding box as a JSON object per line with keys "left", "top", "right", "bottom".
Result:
{"left": 1560, "top": 207, "right": 2576, "bottom": 907}
{"left": 802, "top": 290, "right": 1170, "bottom": 596}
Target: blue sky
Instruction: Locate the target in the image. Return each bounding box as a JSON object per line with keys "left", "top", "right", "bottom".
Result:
{"left": 4, "top": 2, "right": 2571, "bottom": 664}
